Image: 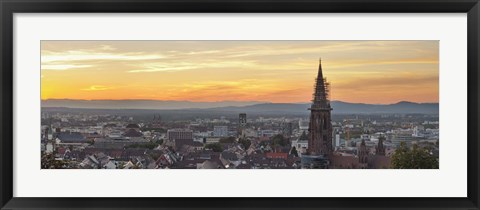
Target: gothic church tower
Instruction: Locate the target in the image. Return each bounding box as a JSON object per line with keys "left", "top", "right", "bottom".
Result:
{"left": 307, "top": 58, "right": 333, "bottom": 156}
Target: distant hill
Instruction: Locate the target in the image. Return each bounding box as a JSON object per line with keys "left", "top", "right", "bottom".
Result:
{"left": 330, "top": 101, "right": 438, "bottom": 114}
{"left": 42, "top": 99, "right": 438, "bottom": 114}
{"left": 209, "top": 101, "right": 438, "bottom": 114}
{"left": 41, "top": 99, "right": 266, "bottom": 110}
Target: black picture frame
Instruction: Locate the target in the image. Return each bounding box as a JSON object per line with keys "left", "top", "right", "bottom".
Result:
{"left": 1, "top": 0, "right": 479, "bottom": 209}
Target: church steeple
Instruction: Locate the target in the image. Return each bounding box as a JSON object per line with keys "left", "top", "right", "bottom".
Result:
{"left": 358, "top": 139, "right": 369, "bottom": 164}
{"left": 376, "top": 136, "right": 386, "bottom": 156}
{"left": 307, "top": 58, "right": 333, "bottom": 156}
{"left": 317, "top": 58, "right": 323, "bottom": 80}
{"left": 312, "top": 58, "right": 330, "bottom": 110}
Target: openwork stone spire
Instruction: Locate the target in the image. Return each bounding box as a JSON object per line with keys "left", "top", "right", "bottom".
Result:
{"left": 311, "top": 58, "right": 331, "bottom": 110}
{"left": 308, "top": 58, "right": 333, "bottom": 156}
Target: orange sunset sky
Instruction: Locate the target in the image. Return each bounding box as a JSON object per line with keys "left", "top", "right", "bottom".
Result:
{"left": 41, "top": 41, "right": 439, "bottom": 104}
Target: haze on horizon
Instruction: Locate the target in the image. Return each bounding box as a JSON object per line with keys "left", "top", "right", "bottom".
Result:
{"left": 41, "top": 41, "right": 439, "bottom": 104}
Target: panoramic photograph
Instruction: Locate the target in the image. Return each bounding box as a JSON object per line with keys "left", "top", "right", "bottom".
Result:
{"left": 40, "top": 41, "right": 439, "bottom": 169}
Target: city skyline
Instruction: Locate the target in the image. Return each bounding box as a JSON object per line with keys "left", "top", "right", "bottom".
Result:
{"left": 41, "top": 54, "right": 439, "bottom": 170}
{"left": 41, "top": 41, "right": 439, "bottom": 104}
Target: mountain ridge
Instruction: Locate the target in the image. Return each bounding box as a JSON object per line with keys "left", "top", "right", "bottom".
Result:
{"left": 42, "top": 99, "right": 438, "bottom": 114}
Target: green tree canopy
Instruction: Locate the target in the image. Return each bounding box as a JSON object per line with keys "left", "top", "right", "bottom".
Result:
{"left": 41, "top": 152, "right": 68, "bottom": 169}
{"left": 271, "top": 134, "right": 289, "bottom": 147}
{"left": 219, "top": 136, "right": 236, "bottom": 143}
{"left": 238, "top": 138, "right": 251, "bottom": 150}
{"left": 125, "top": 142, "right": 159, "bottom": 150}
{"left": 391, "top": 142, "right": 439, "bottom": 169}
{"left": 290, "top": 146, "right": 299, "bottom": 157}
{"left": 205, "top": 143, "right": 223, "bottom": 152}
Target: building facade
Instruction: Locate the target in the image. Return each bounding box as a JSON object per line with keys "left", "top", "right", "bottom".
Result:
{"left": 167, "top": 129, "right": 193, "bottom": 141}
{"left": 213, "top": 126, "right": 228, "bottom": 137}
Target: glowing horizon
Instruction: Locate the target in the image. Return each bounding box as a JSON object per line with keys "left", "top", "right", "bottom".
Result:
{"left": 41, "top": 41, "right": 439, "bottom": 104}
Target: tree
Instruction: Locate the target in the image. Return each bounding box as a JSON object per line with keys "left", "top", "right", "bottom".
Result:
{"left": 299, "top": 131, "right": 308, "bottom": 140}
{"left": 41, "top": 152, "right": 68, "bottom": 169}
{"left": 155, "top": 139, "right": 164, "bottom": 145}
{"left": 238, "top": 138, "right": 251, "bottom": 150}
{"left": 290, "top": 146, "right": 299, "bottom": 157}
{"left": 205, "top": 143, "right": 223, "bottom": 152}
{"left": 391, "top": 142, "right": 438, "bottom": 169}
{"left": 117, "top": 162, "right": 126, "bottom": 169}
{"left": 149, "top": 153, "right": 161, "bottom": 161}
{"left": 271, "top": 134, "right": 289, "bottom": 147}
{"left": 125, "top": 142, "right": 159, "bottom": 150}
{"left": 219, "top": 136, "right": 236, "bottom": 143}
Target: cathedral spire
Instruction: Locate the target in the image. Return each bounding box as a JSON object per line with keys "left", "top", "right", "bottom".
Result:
{"left": 318, "top": 57, "right": 323, "bottom": 79}
{"left": 312, "top": 58, "right": 330, "bottom": 109}
{"left": 307, "top": 58, "right": 333, "bottom": 156}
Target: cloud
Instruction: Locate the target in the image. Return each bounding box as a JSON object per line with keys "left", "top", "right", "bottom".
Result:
{"left": 42, "top": 51, "right": 166, "bottom": 63}
{"left": 40, "top": 41, "right": 439, "bottom": 103}
{"left": 160, "top": 79, "right": 300, "bottom": 102}
{"left": 41, "top": 49, "right": 168, "bottom": 72}
{"left": 81, "top": 85, "right": 113, "bottom": 91}
{"left": 42, "top": 64, "right": 93, "bottom": 71}
{"left": 127, "top": 60, "right": 258, "bottom": 73}
{"left": 186, "top": 50, "right": 221, "bottom": 55}
{"left": 203, "top": 41, "right": 436, "bottom": 60}
{"left": 99, "top": 45, "right": 116, "bottom": 51}
{"left": 326, "top": 58, "right": 438, "bottom": 70}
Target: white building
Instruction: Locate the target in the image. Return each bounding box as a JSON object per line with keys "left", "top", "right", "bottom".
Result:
{"left": 167, "top": 129, "right": 193, "bottom": 141}
{"left": 298, "top": 119, "right": 309, "bottom": 131}
{"left": 258, "top": 130, "right": 275, "bottom": 137}
{"left": 334, "top": 133, "right": 340, "bottom": 148}
{"left": 390, "top": 128, "right": 414, "bottom": 146}
{"left": 242, "top": 128, "right": 257, "bottom": 138}
{"left": 213, "top": 126, "right": 228, "bottom": 137}
{"left": 291, "top": 139, "right": 308, "bottom": 156}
